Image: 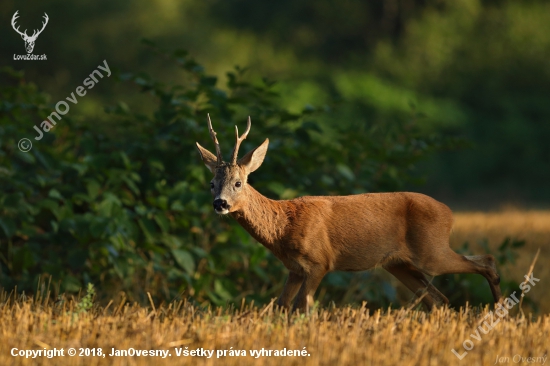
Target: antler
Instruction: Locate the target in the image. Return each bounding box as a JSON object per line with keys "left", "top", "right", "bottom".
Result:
{"left": 32, "top": 13, "right": 49, "bottom": 39}
{"left": 11, "top": 11, "right": 49, "bottom": 40}
{"left": 11, "top": 11, "right": 28, "bottom": 38}
{"left": 207, "top": 114, "right": 223, "bottom": 165}
{"left": 231, "top": 116, "right": 252, "bottom": 164}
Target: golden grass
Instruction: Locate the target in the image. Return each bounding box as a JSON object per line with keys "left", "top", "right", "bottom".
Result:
{"left": 451, "top": 210, "right": 550, "bottom": 313}
{"left": 0, "top": 294, "right": 548, "bottom": 366}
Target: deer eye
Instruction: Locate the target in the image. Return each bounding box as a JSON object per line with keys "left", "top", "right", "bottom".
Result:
{"left": 210, "top": 182, "right": 214, "bottom": 189}
{"left": 235, "top": 181, "right": 242, "bottom": 188}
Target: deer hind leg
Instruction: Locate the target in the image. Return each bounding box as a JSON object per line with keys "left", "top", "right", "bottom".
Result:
{"left": 277, "top": 272, "right": 304, "bottom": 309}
{"left": 418, "top": 250, "right": 502, "bottom": 303}
{"left": 385, "top": 263, "right": 449, "bottom": 310}
{"left": 464, "top": 254, "right": 502, "bottom": 302}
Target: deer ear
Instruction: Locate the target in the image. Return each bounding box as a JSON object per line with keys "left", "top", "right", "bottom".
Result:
{"left": 238, "top": 138, "right": 269, "bottom": 174}
{"left": 195, "top": 142, "right": 218, "bottom": 173}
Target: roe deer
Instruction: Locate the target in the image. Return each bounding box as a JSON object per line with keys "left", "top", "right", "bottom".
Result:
{"left": 196, "top": 115, "right": 502, "bottom": 312}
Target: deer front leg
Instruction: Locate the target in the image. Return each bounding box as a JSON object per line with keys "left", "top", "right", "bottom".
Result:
{"left": 292, "top": 267, "right": 326, "bottom": 313}
{"left": 277, "top": 272, "right": 304, "bottom": 309}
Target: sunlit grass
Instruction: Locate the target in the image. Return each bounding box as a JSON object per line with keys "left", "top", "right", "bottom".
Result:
{"left": 451, "top": 210, "right": 550, "bottom": 312}
{"left": 1, "top": 209, "right": 548, "bottom": 365}
{"left": 1, "top": 290, "right": 548, "bottom": 366}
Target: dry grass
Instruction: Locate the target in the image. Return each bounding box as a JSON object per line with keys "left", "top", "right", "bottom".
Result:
{"left": 451, "top": 210, "right": 550, "bottom": 312}
{"left": 0, "top": 293, "right": 548, "bottom": 366}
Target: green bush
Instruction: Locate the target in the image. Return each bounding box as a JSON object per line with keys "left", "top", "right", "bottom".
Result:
{"left": 0, "top": 44, "right": 459, "bottom": 308}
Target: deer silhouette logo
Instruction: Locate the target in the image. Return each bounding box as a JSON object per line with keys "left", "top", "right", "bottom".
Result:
{"left": 11, "top": 11, "right": 49, "bottom": 54}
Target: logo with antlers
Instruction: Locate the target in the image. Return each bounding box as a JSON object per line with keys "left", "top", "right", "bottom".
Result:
{"left": 11, "top": 10, "right": 49, "bottom": 54}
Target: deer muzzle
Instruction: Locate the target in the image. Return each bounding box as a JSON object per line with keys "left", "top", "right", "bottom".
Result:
{"left": 213, "top": 199, "right": 230, "bottom": 214}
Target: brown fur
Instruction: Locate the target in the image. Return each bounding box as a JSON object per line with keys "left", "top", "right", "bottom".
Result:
{"left": 196, "top": 122, "right": 502, "bottom": 312}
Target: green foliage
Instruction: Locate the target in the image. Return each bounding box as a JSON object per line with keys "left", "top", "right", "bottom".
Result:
{"left": 2, "top": 0, "right": 550, "bottom": 204}
{"left": 369, "top": 0, "right": 550, "bottom": 202}
{"left": 75, "top": 283, "right": 96, "bottom": 313}
{"left": 1, "top": 44, "right": 455, "bottom": 307}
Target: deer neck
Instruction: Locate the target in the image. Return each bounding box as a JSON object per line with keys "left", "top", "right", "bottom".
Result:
{"left": 230, "top": 185, "right": 289, "bottom": 249}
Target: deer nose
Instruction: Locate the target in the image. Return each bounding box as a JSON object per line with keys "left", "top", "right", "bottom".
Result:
{"left": 213, "top": 199, "right": 230, "bottom": 211}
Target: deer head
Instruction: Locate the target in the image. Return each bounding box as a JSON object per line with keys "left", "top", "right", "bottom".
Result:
{"left": 11, "top": 11, "right": 49, "bottom": 54}
{"left": 196, "top": 115, "right": 269, "bottom": 214}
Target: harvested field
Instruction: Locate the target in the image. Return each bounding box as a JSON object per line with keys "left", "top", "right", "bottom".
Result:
{"left": 0, "top": 294, "right": 548, "bottom": 366}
